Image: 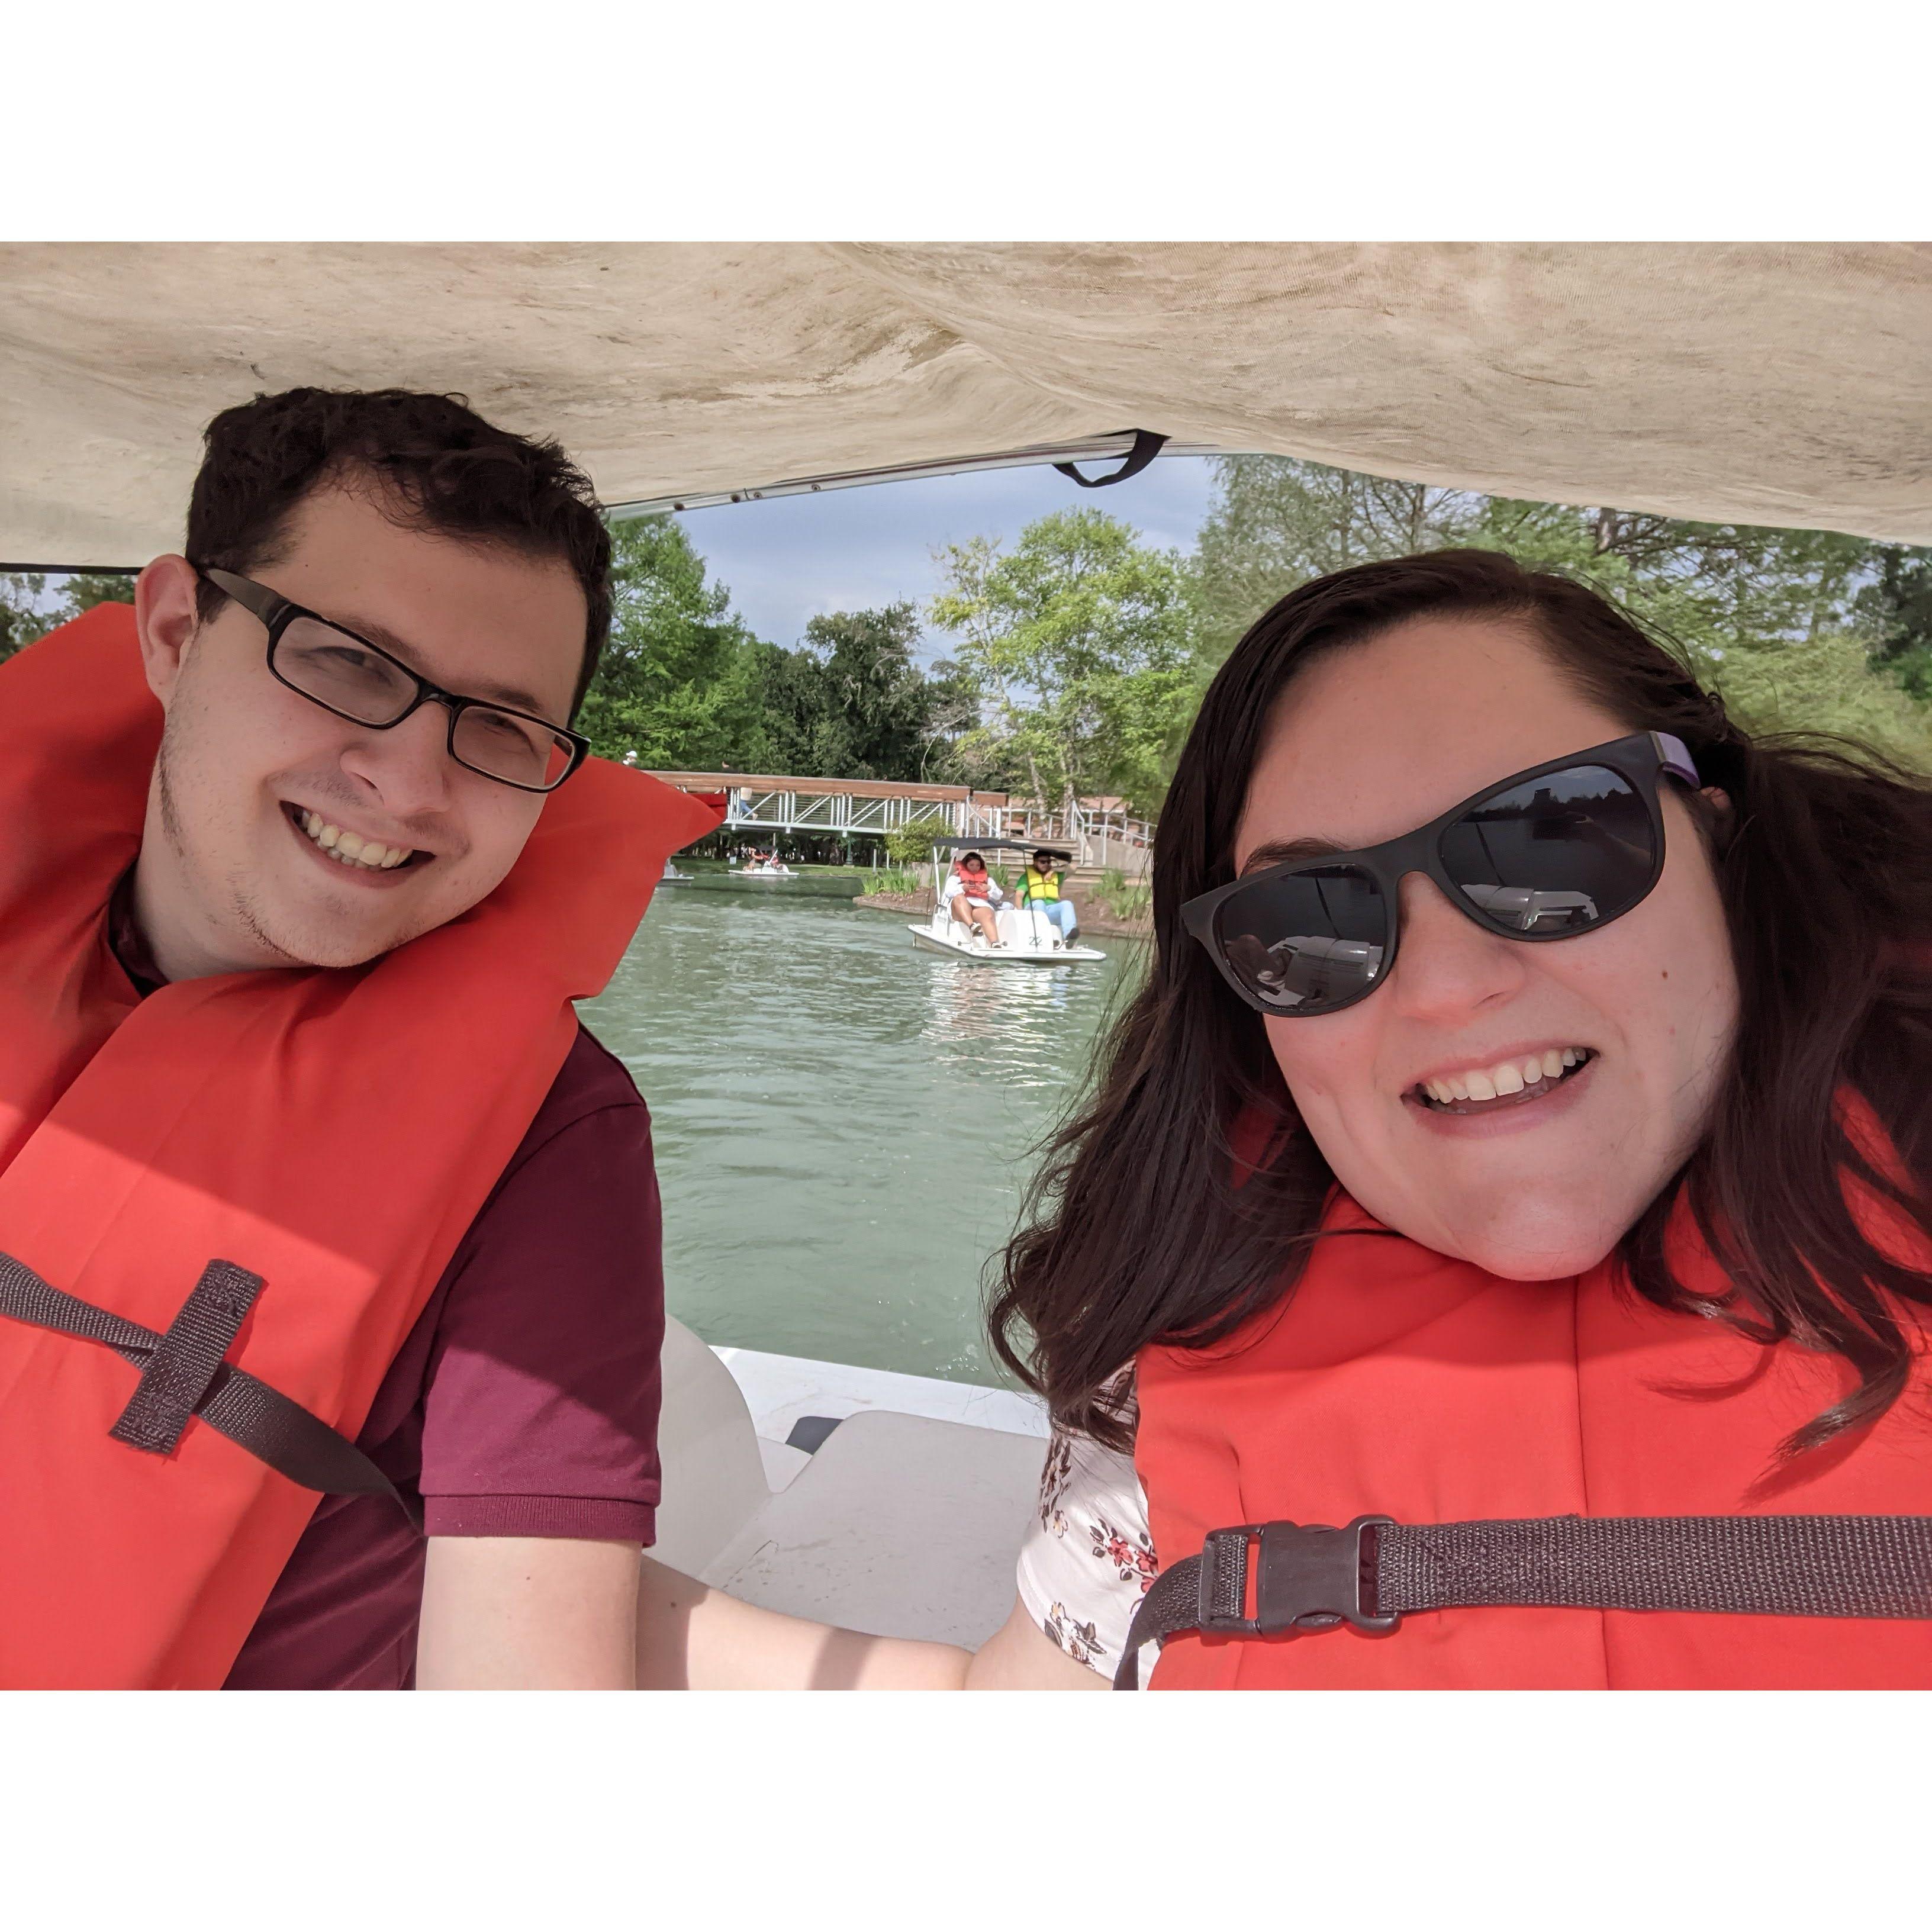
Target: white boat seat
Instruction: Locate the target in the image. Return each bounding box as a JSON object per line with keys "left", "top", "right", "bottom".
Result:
{"left": 701, "top": 1409, "right": 1046, "bottom": 1649}
{"left": 649, "top": 1316, "right": 774, "bottom": 1578}
{"left": 650, "top": 1316, "right": 1045, "bottom": 1649}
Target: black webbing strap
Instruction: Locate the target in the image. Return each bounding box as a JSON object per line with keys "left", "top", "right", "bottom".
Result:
{"left": 1053, "top": 429, "right": 1169, "bottom": 489}
{"left": 0, "top": 1247, "right": 418, "bottom": 1524}
{"left": 1113, "top": 1512, "right": 1932, "bottom": 1688}
{"left": 110, "top": 1258, "right": 261, "bottom": 1454}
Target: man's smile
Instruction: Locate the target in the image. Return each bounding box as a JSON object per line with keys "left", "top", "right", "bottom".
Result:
{"left": 281, "top": 801, "right": 430, "bottom": 884}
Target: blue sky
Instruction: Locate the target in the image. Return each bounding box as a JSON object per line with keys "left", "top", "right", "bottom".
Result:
{"left": 671, "top": 453, "right": 1222, "bottom": 662}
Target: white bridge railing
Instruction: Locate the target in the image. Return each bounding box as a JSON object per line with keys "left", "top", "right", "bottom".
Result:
{"left": 991, "top": 800, "right": 1155, "bottom": 872}
{"left": 704, "top": 784, "right": 1153, "bottom": 872}
{"left": 722, "top": 788, "right": 1009, "bottom": 841}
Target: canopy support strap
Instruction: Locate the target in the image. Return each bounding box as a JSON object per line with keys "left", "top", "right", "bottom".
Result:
{"left": 1053, "top": 429, "right": 1168, "bottom": 489}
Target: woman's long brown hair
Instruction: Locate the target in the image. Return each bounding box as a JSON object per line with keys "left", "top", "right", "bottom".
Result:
{"left": 990, "top": 550, "right": 1932, "bottom": 1456}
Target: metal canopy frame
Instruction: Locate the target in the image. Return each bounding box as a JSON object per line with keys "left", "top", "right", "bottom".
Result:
{"left": 606, "top": 433, "right": 1221, "bottom": 520}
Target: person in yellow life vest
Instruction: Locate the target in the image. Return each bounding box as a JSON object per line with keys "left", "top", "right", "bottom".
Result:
{"left": 1019, "top": 847, "right": 1079, "bottom": 945}
{"left": 0, "top": 387, "right": 717, "bottom": 1690}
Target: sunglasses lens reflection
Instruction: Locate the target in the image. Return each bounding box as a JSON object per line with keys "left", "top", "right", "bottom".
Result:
{"left": 1440, "top": 765, "right": 1655, "bottom": 933}
{"left": 1215, "top": 865, "right": 1389, "bottom": 1012}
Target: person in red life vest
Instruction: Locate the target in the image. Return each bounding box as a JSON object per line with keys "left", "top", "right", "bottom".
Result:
{"left": 0, "top": 387, "right": 718, "bottom": 1689}
{"left": 961, "top": 548, "right": 1932, "bottom": 1689}
{"left": 946, "top": 850, "right": 1005, "bottom": 945}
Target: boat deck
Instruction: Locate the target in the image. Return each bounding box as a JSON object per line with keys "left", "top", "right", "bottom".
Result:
{"left": 650, "top": 1324, "right": 1052, "bottom": 1649}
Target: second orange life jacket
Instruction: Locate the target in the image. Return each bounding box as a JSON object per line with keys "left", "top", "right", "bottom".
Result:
{"left": 1135, "top": 1183, "right": 1932, "bottom": 1689}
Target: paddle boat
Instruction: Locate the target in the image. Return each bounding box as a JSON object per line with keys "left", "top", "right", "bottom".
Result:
{"left": 908, "top": 837, "right": 1106, "bottom": 966}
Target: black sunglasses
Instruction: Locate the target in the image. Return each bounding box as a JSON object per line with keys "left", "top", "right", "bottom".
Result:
{"left": 195, "top": 566, "right": 590, "bottom": 794}
{"left": 1181, "top": 731, "right": 1700, "bottom": 1018}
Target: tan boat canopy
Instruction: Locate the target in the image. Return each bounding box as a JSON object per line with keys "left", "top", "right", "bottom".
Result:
{"left": 2, "top": 240, "right": 1927, "bottom": 568}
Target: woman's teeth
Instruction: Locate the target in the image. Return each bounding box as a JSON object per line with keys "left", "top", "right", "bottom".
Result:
{"left": 297, "top": 809, "right": 413, "bottom": 871}
{"left": 1420, "top": 1048, "right": 1589, "bottom": 1108}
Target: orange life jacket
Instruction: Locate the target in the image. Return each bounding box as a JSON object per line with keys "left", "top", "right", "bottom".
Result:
{"left": 954, "top": 865, "right": 993, "bottom": 901}
{"left": 1136, "top": 1179, "right": 1932, "bottom": 1689}
{"left": 0, "top": 605, "right": 719, "bottom": 1688}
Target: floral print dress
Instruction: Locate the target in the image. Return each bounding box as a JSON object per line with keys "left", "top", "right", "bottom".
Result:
{"left": 1014, "top": 1416, "right": 1157, "bottom": 1683}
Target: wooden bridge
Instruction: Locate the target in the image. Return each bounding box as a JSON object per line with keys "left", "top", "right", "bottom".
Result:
{"left": 650, "top": 771, "right": 1152, "bottom": 872}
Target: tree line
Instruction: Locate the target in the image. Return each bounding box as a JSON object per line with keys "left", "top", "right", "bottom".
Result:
{"left": 7, "top": 460, "right": 1930, "bottom": 807}
{"left": 1191, "top": 461, "right": 1932, "bottom": 779}
{"left": 1, "top": 571, "right": 142, "bottom": 658}
{"left": 584, "top": 463, "right": 1932, "bottom": 807}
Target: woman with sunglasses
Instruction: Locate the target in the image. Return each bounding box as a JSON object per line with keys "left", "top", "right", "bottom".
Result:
{"left": 977, "top": 548, "right": 1932, "bottom": 1690}
{"left": 624, "top": 547, "right": 1929, "bottom": 1692}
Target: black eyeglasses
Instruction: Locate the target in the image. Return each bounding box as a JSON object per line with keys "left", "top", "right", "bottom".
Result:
{"left": 195, "top": 566, "right": 589, "bottom": 794}
{"left": 1181, "top": 732, "right": 1700, "bottom": 1018}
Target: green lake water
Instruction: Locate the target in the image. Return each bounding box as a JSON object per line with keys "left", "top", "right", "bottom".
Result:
{"left": 581, "top": 887, "right": 1139, "bottom": 1386}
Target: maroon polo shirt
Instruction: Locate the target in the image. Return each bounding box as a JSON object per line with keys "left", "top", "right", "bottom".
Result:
{"left": 105, "top": 886, "right": 665, "bottom": 1690}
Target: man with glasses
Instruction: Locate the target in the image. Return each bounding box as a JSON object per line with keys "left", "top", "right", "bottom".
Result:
{"left": 0, "top": 388, "right": 701, "bottom": 1688}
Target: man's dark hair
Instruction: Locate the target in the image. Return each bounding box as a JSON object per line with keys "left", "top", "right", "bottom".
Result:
{"left": 185, "top": 387, "right": 611, "bottom": 716}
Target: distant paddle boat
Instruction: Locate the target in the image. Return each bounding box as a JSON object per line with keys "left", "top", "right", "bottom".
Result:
{"left": 909, "top": 836, "right": 1105, "bottom": 965}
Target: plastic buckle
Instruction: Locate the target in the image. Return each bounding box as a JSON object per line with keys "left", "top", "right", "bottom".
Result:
{"left": 1199, "top": 1517, "right": 1402, "bottom": 1638}
{"left": 1259, "top": 1516, "right": 1401, "bottom": 1634}
{"left": 1197, "top": 1524, "right": 1269, "bottom": 1635}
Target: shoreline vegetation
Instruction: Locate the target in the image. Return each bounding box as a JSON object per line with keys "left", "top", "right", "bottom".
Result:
{"left": 577, "top": 453, "right": 1930, "bottom": 803}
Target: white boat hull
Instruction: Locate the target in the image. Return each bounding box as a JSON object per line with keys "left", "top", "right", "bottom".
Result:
{"left": 909, "top": 925, "right": 1105, "bottom": 963}
{"left": 907, "top": 906, "right": 1105, "bottom": 964}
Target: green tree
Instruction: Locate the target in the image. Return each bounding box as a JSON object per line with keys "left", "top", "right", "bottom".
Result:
{"left": 1192, "top": 456, "right": 1479, "bottom": 661}
{"left": 1190, "top": 455, "right": 1932, "bottom": 768}
{"left": 0, "top": 572, "right": 52, "bottom": 665}
{"left": 1707, "top": 635, "right": 1932, "bottom": 768}
{"left": 1473, "top": 505, "right": 1928, "bottom": 757}
{"left": 0, "top": 569, "right": 140, "bottom": 666}
{"left": 754, "top": 603, "right": 943, "bottom": 780}
{"left": 928, "top": 510, "right": 1196, "bottom": 815}
{"left": 1471, "top": 498, "right": 1881, "bottom": 654}
{"left": 1193, "top": 455, "right": 1891, "bottom": 669}
{"left": 577, "top": 516, "right": 769, "bottom": 769}
{"left": 56, "top": 571, "right": 140, "bottom": 616}
{"left": 907, "top": 653, "right": 986, "bottom": 784}
{"left": 1859, "top": 544, "right": 1932, "bottom": 703}
{"left": 883, "top": 814, "right": 953, "bottom": 868}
